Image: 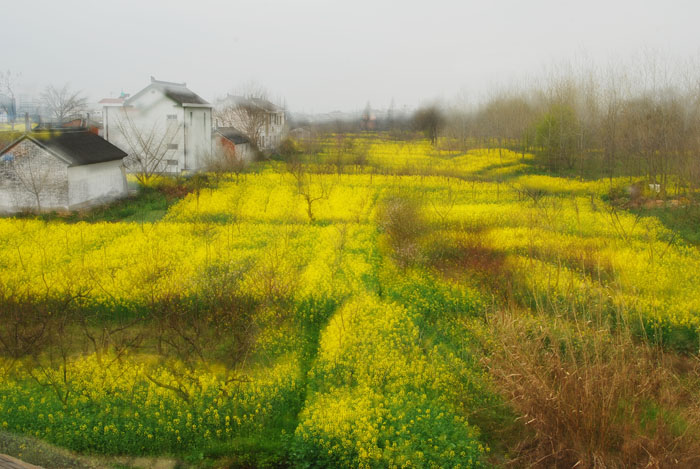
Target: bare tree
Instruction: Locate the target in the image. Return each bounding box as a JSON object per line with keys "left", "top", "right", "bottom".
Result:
{"left": 286, "top": 159, "right": 333, "bottom": 222}
{"left": 40, "top": 84, "right": 87, "bottom": 125}
{"left": 215, "top": 85, "right": 273, "bottom": 150}
{"left": 7, "top": 144, "right": 56, "bottom": 212}
{"left": 116, "top": 108, "right": 180, "bottom": 183}
{"left": 204, "top": 143, "right": 247, "bottom": 184}
{"left": 0, "top": 70, "right": 19, "bottom": 130}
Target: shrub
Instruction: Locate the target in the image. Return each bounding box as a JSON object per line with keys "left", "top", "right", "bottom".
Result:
{"left": 486, "top": 311, "right": 700, "bottom": 468}
{"left": 376, "top": 196, "right": 428, "bottom": 268}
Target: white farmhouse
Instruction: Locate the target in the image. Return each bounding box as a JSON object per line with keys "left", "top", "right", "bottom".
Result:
{"left": 103, "top": 77, "right": 212, "bottom": 173}
{"left": 215, "top": 95, "right": 286, "bottom": 151}
{"left": 0, "top": 129, "right": 128, "bottom": 213}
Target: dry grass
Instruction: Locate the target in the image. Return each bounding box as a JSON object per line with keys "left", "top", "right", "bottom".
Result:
{"left": 485, "top": 310, "right": 700, "bottom": 468}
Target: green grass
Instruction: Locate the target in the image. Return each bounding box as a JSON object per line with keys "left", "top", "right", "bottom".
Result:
{"left": 7, "top": 184, "right": 189, "bottom": 224}
{"left": 631, "top": 204, "right": 700, "bottom": 246}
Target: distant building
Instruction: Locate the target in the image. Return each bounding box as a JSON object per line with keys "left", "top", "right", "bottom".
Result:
{"left": 360, "top": 102, "right": 376, "bottom": 131}
{"left": 0, "top": 93, "right": 16, "bottom": 125}
{"left": 0, "top": 129, "right": 128, "bottom": 212}
{"left": 215, "top": 94, "right": 286, "bottom": 151}
{"left": 213, "top": 127, "right": 254, "bottom": 163}
{"left": 16, "top": 94, "right": 44, "bottom": 121}
{"left": 36, "top": 116, "right": 101, "bottom": 135}
{"left": 102, "top": 77, "right": 212, "bottom": 173}
{"left": 289, "top": 127, "right": 312, "bottom": 141}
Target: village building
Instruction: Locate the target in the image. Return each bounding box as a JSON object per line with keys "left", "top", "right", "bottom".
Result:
{"left": 0, "top": 129, "right": 128, "bottom": 213}
{"left": 213, "top": 127, "right": 254, "bottom": 163}
{"left": 215, "top": 95, "right": 286, "bottom": 151}
{"left": 102, "top": 77, "right": 212, "bottom": 173}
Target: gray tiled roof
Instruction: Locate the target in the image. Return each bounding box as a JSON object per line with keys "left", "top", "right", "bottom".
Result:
{"left": 128, "top": 77, "right": 210, "bottom": 106}
{"left": 215, "top": 127, "right": 250, "bottom": 144}
{"left": 0, "top": 129, "right": 127, "bottom": 167}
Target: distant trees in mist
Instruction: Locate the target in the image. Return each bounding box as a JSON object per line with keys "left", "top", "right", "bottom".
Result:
{"left": 435, "top": 58, "right": 700, "bottom": 193}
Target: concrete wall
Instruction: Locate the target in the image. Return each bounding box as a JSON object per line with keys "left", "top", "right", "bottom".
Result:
{"left": 260, "top": 111, "right": 286, "bottom": 150}
{"left": 67, "top": 160, "right": 128, "bottom": 209}
{"left": 183, "top": 107, "right": 212, "bottom": 171}
{"left": 104, "top": 88, "right": 212, "bottom": 173}
{"left": 0, "top": 139, "right": 69, "bottom": 213}
{"left": 104, "top": 94, "right": 184, "bottom": 174}
{"left": 213, "top": 136, "right": 254, "bottom": 165}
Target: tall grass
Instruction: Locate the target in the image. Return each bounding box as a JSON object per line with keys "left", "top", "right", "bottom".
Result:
{"left": 485, "top": 308, "right": 700, "bottom": 468}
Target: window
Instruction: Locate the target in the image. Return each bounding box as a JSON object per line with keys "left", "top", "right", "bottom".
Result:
{"left": 167, "top": 159, "right": 178, "bottom": 166}
{"left": 166, "top": 114, "right": 178, "bottom": 121}
{"left": 167, "top": 143, "right": 178, "bottom": 150}
{"left": 0, "top": 153, "right": 17, "bottom": 181}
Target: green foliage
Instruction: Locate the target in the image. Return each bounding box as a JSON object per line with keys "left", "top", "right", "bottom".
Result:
{"left": 535, "top": 103, "right": 580, "bottom": 170}
{"left": 278, "top": 136, "right": 301, "bottom": 160}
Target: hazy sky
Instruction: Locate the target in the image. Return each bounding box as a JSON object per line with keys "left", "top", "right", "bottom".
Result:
{"left": 2, "top": 0, "right": 699, "bottom": 112}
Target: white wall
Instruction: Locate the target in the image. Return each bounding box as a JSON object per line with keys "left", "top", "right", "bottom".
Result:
{"left": 104, "top": 87, "right": 212, "bottom": 173}
{"left": 213, "top": 136, "right": 254, "bottom": 164}
{"left": 260, "top": 110, "right": 286, "bottom": 149}
{"left": 183, "top": 107, "right": 212, "bottom": 170}
{"left": 67, "top": 160, "right": 128, "bottom": 208}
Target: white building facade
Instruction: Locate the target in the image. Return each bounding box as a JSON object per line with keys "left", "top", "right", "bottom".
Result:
{"left": 103, "top": 77, "right": 212, "bottom": 173}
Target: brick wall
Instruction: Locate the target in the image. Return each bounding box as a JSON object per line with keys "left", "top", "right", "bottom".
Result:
{"left": 0, "top": 139, "right": 69, "bottom": 212}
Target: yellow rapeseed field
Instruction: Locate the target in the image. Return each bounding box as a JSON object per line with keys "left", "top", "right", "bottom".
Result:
{"left": 1, "top": 138, "right": 698, "bottom": 466}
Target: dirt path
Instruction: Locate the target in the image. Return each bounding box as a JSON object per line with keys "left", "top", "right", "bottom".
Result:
{"left": 0, "top": 454, "right": 42, "bottom": 469}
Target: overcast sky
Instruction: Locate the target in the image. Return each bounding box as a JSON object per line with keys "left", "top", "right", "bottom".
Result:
{"left": 2, "top": 0, "right": 699, "bottom": 113}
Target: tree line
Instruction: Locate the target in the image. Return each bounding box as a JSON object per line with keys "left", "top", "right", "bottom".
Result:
{"left": 428, "top": 59, "right": 700, "bottom": 195}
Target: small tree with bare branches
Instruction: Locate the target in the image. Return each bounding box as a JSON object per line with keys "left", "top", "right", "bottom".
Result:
{"left": 286, "top": 159, "right": 333, "bottom": 222}
{"left": 215, "top": 85, "right": 275, "bottom": 150}
{"left": 0, "top": 70, "right": 19, "bottom": 130}
{"left": 5, "top": 142, "right": 59, "bottom": 212}
{"left": 40, "top": 84, "right": 87, "bottom": 125}
{"left": 116, "top": 108, "right": 180, "bottom": 183}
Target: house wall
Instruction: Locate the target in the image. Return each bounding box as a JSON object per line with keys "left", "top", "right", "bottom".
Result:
{"left": 67, "top": 160, "right": 127, "bottom": 208}
{"left": 236, "top": 142, "right": 253, "bottom": 162}
{"left": 215, "top": 98, "right": 286, "bottom": 151}
{"left": 183, "top": 107, "right": 212, "bottom": 171}
{"left": 213, "top": 136, "right": 254, "bottom": 164}
{"left": 0, "top": 139, "right": 69, "bottom": 213}
{"left": 104, "top": 94, "right": 184, "bottom": 174}
{"left": 260, "top": 111, "right": 286, "bottom": 150}
{"left": 104, "top": 89, "right": 212, "bottom": 173}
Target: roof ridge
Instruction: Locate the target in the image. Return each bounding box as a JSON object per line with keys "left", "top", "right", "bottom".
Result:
{"left": 150, "top": 76, "right": 187, "bottom": 87}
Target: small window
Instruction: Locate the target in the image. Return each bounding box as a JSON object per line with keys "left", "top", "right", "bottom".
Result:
{"left": 167, "top": 159, "right": 178, "bottom": 166}
{"left": 167, "top": 143, "right": 178, "bottom": 150}
{"left": 166, "top": 114, "right": 178, "bottom": 120}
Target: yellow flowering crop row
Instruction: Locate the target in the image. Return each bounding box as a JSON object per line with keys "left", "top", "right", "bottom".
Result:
{"left": 0, "top": 136, "right": 698, "bottom": 463}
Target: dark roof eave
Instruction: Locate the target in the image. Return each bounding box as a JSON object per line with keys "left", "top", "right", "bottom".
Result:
{"left": 0, "top": 131, "right": 128, "bottom": 166}
{"left": 182, "top": 103, "right": 212, "bottom": 108}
